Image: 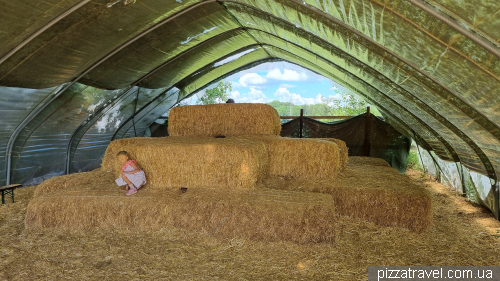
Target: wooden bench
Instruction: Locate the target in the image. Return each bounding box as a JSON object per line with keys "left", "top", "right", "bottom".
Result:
{"left": 1, "top": 184, "right": 22, "bottom": 204}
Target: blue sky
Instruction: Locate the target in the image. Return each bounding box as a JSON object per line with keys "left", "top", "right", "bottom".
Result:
{"left": 187, "top": 62, "right": 354, "bottom": 105}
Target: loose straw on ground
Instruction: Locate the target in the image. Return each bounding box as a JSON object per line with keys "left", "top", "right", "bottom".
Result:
{"left": 3, "top": 170, "right": 500, "bottom": 280}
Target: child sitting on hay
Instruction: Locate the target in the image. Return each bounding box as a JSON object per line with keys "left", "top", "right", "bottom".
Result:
{"left": 115, "top": 151, "right": 146, "bottom": 195}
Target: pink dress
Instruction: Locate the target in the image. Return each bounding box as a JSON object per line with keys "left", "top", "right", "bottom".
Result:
{"left": 115, "top": 160, "right": 146, "bottom": 189}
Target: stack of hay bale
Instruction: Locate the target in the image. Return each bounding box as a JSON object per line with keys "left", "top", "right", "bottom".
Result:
{"left": 26, "top": 104, "right": 343, "bottom": 243}
{"left": 97, "top": 104, "right": 347, "bottom": 190}
{"left": 26, "top": 103, "right": 432, "bottom": 238}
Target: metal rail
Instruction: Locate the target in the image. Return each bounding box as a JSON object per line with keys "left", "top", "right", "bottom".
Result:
{"left": 0, "top": 0, "right": 92, "bottom": 67}
{"left": 406, "top": 0, "right": 500, "bottom": 59}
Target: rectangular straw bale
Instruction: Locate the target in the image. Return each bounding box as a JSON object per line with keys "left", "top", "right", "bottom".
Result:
{"left": 260, "top": 163, "right": 432, "bottom": 233}
{"left": 317, "top": 138, "right": 348, "bottom": 170}
{"left": 237, "top": 136, "right": 341, "bottom": 179}
{"left": 33, "top": 169, "right": 114, "bottom": 198}
{"left": 168, "top": 103, "right": 281, "bottom": 137}
{"left": 101, "top": 137, "right": 268, "bottom": 190}
{"left": 328, "top": 166, "right": 432, "bottom": 233}
{"left": 25, "top": 186, "right": 335, "bottom": 244}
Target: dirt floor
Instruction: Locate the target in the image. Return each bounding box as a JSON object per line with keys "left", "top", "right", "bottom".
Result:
{"left": 1, "top": 169, "right": 500, "bottom": 280}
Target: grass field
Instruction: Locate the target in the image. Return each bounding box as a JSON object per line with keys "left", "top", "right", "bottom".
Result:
{"left": 406, "top": 150, "right": 423, "bottom": 172}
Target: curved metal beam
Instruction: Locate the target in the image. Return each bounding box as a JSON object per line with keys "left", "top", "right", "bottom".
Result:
{"left": 286, "top": 0, "right": 500, "bottom": 82}
{"left": 115, "top": 57, "right": 283, "bottom": 140}
{"left": 265, "top": 44, "right": 500, "bottom": 177}
{"left": 38, "top": 0, "right": 500, "bottom": 168}
{"left": 118, "top": 55, "right": 423, "bottom": 158}
{"left": 64, "top": 27, "right": 249, "bottom": 172}
{"left": 8, "top": 25, "right": 244, "bottom": 176}
{"left": 111, "top": 89, "right": 179, "bottom": 141}
{"left": 64, "top": 86, "right": 137, "bottom": 174}
{"left": 70, "top": 22, "right": 493, "bottom": 179}
{"left": 174, "top": 36, "right": 496, "bottom": 182}
{"left": 0, "top": 0, "right": 92, "bottom": 67}
{"left": 406, "top": 0, "right": 500, "bottom": 58}
{"left": 226, "top": 30, "right": 489, "bottom": 171}
{"left": 341, "top": 55, "right": 497, "bottom": 178}
{"left": 4, "top": 84, "right": 64, "bottom": 185}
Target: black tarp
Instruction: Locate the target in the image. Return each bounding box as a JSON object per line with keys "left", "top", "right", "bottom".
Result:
{"left": 280, "top": 114, "right": 412, "bottom": 173}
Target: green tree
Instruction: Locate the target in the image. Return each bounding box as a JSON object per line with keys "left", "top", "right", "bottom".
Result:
{"left": 197, "top": 81, "right": 232, "bottom": 105}
{"left": 322, "top": 89, "right": 367, "bottom": 116}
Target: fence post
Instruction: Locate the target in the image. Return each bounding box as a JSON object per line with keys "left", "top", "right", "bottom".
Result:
{"left": 364, "top": 106, "right": 371, "bottom": 156}
{"left": 299, "top": 109, "right": 304, "bottom": 138}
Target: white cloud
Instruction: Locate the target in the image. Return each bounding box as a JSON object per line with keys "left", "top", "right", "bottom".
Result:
{"left": 229, "top": 88, "right": 268, "bottom": 103}
{"left": 239, "top": 73, "right": 267, "bottom": 87}
{"left": 230, "top": 91, "right": 241, "bottom": 99}
{"left": 321, "top": 93, "right": 344, "bottom": 107}
{"left": 329, "top": 86, "right": 339, "bottom": 91}
{"left": 273, "top": 87, "right": 340, "bottom": 105}
{"left": 279, "top": 83, "right": 297, "bottom": 88}
{"left": 274, "top": 87, "right": 314, "bottom": 105}
{"left": 266, "top": 69, "right": 308, "bottom": 81}
{"left": 247, "top": 87, "right": 268, "bottom": 103}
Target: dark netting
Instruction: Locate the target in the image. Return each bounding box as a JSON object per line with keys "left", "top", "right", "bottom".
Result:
{"left": 280, "top": 114, "right": 411, "bottom": 173}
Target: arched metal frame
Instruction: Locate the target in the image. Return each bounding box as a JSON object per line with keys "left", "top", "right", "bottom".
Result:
{"left": 0, "top": 0, "right": 93, "bottom": 66}
{"left": 1, "top": 0, "right": 499, "bottom": 216}
{"left": 4, "top": 0, "right": 218, "bottom": 184}
{"left": 404, "top": 0, "right": 500, "bottom": 58}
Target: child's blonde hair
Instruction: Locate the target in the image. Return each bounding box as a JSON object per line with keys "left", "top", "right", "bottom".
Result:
{"left": 117, "top": 151, "right": 129, "bottom": 157}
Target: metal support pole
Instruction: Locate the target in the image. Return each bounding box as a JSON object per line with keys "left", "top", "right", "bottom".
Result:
{"left": 494, "top": 181, "right": 500, "bottom": 220}
{"left": 364, "top": 106, "right": 371, "bottom": 156}
{"left": 299, "top": 108, "right": 304, "bottom": 138}
{"left": 132, "top": 88, "right": 139, "bottom": 137}
{"left": 458, "top": 162, "right": 466, "bottom": 196}
{"left": 416, "top": 143, "right": 426, "bottom": 173}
